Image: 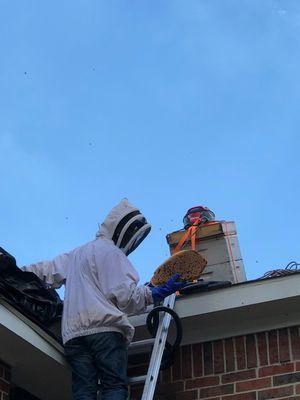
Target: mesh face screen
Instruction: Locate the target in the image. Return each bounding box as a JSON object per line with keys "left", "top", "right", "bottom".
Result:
{"left": 124, "top": 225, "right": 151, "bottom": 256}
{"left": 119, "top": 218, "right": 147, "bottom": 249}
{"left": 111, "top": 210, "right": 141, "bottom": 244}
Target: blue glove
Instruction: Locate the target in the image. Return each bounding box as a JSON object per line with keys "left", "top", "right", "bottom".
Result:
{"left": 150, "top": 274, "right": 186, "bottom": 303}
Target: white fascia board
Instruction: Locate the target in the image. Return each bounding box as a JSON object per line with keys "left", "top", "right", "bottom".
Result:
{"left": 175, "top": 273, "right": 300, "bottom": 318}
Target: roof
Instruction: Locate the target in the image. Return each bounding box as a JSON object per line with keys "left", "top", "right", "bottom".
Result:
{"left": 130, "top": 272, "right": 300, "bottom": 344}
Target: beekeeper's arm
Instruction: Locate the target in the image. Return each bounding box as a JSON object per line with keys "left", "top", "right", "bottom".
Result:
{"left": 100, "top": 248, "right": 153, "bottom": 315}
{"left": 21, "top": 253, "right": 68, "bottom": 289}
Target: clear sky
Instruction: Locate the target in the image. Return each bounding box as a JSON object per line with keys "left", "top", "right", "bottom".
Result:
{"left": 0, "top": 1, "right": 299, "bottom": 295}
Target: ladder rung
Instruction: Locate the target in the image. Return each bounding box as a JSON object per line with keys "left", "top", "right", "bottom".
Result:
{"left": 128, "top": 338, "right": 155, "bottom": 353}
{"left": 129, "top": 375, "right": 147, "bottom": 385}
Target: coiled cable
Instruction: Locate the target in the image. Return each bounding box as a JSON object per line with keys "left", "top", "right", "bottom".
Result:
{"left": 146, "top": 305, "right": 182, "bottom": 370}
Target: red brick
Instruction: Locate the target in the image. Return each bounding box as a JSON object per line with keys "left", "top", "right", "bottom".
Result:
{"left": 214, "top": 340, "right": 225, "bottom": 374}
{"left": 203, "top": 342, "right": 213, "bottom": 375}
{"left": 156, "top": 381, "right": 184, "bottom": 395}
{"left": 273, "top": 371, "right": 300, "bottom": 385}
{"left": 296, "top": 362, "right": 300, "bottom": 371}
{"left": 200, "top": 398, "right": 219, "bottom": 400}
{"left": 127, "top": 364, "right": 148, "bottom": 377}
{"left": 222, "top": 369, "right": 256, "bottom": 384}
{"left": 0, "top": 379, "right": 9, "bottom": 393}
{"left": 225, "top": 339, "right": 235, "bottom": 372}
{"left": 130, "top": 384, "right": 143, "bottom": 400}
{"left": 161, "top": 366, "right": 172, "bottom": 383}
{"left": 157, "top": 390, "right": 198, "bottom": 400}
{"left": 182, "top": 345, "right": 192, "bottom": 379}
{"left": 296, "top": 383, "right": 300, "bottom": 394}
{"left": 236, "top": 377, "right": 271, "bottom": 392}
{"left": 257, "top": 385, "right": 293, "bottom": 399}
{"left": 172, "top": 390, "right": 198, "bottom": 400}
{"left": 279, "top": 397, "right": 300, "bottom": 400}
{"left": 259, "top": 363, "right": 294, "bottom": 377}
{"left": 234, "top": 336, "right": 246, "bottom": 370}
{"left": 200, "top": 384, "right": 233, "bottom": 398}
{"left": 128, "top": 352, "right": 150, "bottom": 365}
{"left": 192, "top": 343, "right": 203, "bottom": 377}
{"left": 158, "top": 370, "right": 163, "bottom": 384}
{"left": 268, "top": 330, "right": 279, "bottom": 364}
{"left": 222, "top": 393, "right": 256, "bottom": 400}
{"left": 198, "top": 398, "right": 220, "bottom": 400}
{"left": 279, "top": 328, "right": 290, "bottom": 362}
{"left": 246, "top": 334, "right": 257, "bottom": 368}
{"left": 172, "top": 348, "right": 182, "bottom": 381}
{"left": 185, "top": 376, "right": 219, "bottom": 389}
{"left": 206, "top": 398, "right": 220, "bottom": 400}
{"left": 257, "top": 332, "right": 268, "bottom": 366}
{"left": 290, "top": 327, "right": 300, "bottom": 360}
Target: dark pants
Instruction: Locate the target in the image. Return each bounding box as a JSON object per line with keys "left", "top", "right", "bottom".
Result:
{"left": 64, "top": 332, "right": 128, "bottom": 400}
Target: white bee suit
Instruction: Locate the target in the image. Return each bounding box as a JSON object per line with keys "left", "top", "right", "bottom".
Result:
{"left": 22, "top": 199, "right": 153, "bottom": 344}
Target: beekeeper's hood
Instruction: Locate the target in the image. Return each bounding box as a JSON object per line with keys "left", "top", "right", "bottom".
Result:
{"left": 96, "top": 199, "right": 151, "bottom": 256}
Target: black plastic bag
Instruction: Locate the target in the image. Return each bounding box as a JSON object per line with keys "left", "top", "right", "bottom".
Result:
{"left": 0, "top": 247, "right": 63, "bottom": 326}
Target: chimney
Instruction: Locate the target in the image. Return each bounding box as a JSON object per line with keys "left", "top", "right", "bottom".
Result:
{"left": 166, "top": 220, "right": 246, "bottom": 283}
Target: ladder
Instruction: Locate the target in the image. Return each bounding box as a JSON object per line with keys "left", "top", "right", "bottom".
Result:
{"left": 128, "top": 293, "right": 177, "bottom": 400}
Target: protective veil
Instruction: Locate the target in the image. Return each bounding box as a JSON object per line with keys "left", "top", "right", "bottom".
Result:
{"left": 22, "top": 199, "right": 153, "bottom": 344}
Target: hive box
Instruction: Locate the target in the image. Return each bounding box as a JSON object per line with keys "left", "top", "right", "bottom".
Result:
{"left": 166, "top": 221, "right": 246, "bottom": 283}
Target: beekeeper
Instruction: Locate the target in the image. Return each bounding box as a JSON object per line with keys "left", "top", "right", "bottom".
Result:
{"left": 22, "top": 199, "right": 183, "bottom": 400}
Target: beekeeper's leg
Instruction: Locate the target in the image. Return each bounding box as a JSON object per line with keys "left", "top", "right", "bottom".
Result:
{"left": 89, "top": 332, "right": 128, "bottom": 400}
{"left": 65, "top": 337, "right": 98, "bottom": 400}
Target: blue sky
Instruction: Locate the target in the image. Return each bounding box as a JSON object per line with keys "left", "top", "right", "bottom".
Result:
{"left": 0, "top": 0, "right": 299, "bottom": 293}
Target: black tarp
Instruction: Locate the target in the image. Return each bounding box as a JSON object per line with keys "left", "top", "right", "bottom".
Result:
{"left": 0, "top": 247, "right": 62, "bottom": 338}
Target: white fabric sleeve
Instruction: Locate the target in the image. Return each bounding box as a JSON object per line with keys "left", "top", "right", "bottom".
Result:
{"left": 100, "top": 249, "right": 153, "bottom": 315}
{"left": 21, "top": 253, "right": 69, "bottom": 289}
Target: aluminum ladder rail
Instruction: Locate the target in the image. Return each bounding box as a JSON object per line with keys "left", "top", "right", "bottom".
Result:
{"left": 128, "top": 293, "right": 177, "bottom": 400}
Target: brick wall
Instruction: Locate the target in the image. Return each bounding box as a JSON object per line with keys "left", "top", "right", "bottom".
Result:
{"left": 0, "top": 360, "right": 42, "bottom": 400}
{"left": 129, "top": 326, "right": 300, "bottom": 400}
{"left": 0, "top": 360, "right": 10, "bottom": 400}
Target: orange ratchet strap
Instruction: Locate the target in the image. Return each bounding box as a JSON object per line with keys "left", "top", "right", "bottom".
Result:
{"left": 172, "top": 223, "right": 198, "bottom": 254}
